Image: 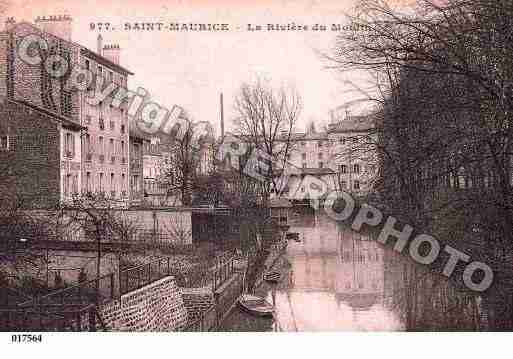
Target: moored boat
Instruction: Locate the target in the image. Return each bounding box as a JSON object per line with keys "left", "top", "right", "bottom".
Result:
{"left": 238, "top": 294, "right": 274, "bottom": 317}
{"left": 263, "top": 271, "right": 281, "bottom": 283}
{"left": 286, "top": 232, "right": 300, "bottom": 240}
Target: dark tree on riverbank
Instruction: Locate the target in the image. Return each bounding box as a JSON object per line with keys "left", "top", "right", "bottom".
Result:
{"left": 331, "top": 0, "right": 513, "bottom": 329}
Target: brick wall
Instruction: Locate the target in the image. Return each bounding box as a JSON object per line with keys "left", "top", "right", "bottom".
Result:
{"left": 0, "top": 99, "right": 61, "bottom": 207}
{"left": 100, "top": 276, "right": 188, "bottom": 331}
{"left": 7, "top": 22, "right": 81, "bottom": 122}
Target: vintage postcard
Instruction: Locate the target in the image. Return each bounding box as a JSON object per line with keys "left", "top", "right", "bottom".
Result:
{"left": 0, "top": 0, "right": 511, "bottom": 351}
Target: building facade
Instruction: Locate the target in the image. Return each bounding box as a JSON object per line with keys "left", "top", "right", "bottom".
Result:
{"left": 0, "top": 16, "right": 133, "bottom": 204}
{"left": 266, "top": 111, "right": 378, "bottom": 202}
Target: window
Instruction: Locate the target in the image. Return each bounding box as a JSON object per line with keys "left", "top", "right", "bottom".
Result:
{"left": 98, "top": 65, "right": 102, "bottom": 75}
{"left": 99, "top": 173, "right": 104, "bottom": 192}
{"left": 121, "top": 173, "right": 126, "bottom": 193}
{"left": 121, "top": 124, "right": 126, "bottom": 134}
{"left": 85, "top": 60, "right": 90, "bottom": 70}
{"left": 133, "top": 175, "right": 140, "bottom": 192}
{"left": 339, "top": 164, "right": 347, "bottom": 174}
{"left": 86, "top": 172, "right": 91, "bottom": 192}
{"left": 354, "top": 180, "right": 360, "bottom": 190}
{"left": 340, "top": 180, "right": 347, "bottom": 189}
{"left": 0, "top": 135, "right": 9, "bottom": 150}
{"left": 353, "top": 164, "right": 360, "bottom": 174}
{"left": 109, "top": 138, "right": 114, "bottom": 155}
{"left": 301, "top": 153, "right": 306, "bottom": 160}
{"left": 302, "top": 162, "right": 307, "bottom": 168}
{"left": 318, "top": 153, "right": 323, "bottom": 159}
{"left": 319, "top": 162, "right": 323, "bottom": 168}
{"left": 121, "top": 140, "right": 125, "bottom": 153}
{"left": 64, "top": 174, "right": 71, "bottom": 196}
{"left": 109, "top": 71, "right": 113, "bottom": 83}
{"left": 62, "top": 90, "right": 72, "bottom": 116}
{"left": 85, "top": 134, "right": 91, "bottom": 153}
{"left": 72, "top": 174, "right": 78, "bottom": 194}
{"left": 98, "top": 136, "right": 104, "bottom": 154}
{"left": 110, "top": 173, "right": 115, "bottom": 192}
{"left": 64, "top": 132, "right": 75, "bottom": 158}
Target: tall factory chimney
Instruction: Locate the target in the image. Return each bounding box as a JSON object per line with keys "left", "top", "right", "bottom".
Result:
{"left": 220, "top": 92, "right": 224, "bottom": 139}
{"left": 97, "top": 34, "right": 103, "bottom": 55}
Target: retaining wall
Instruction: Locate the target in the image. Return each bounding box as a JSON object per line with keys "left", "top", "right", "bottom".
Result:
{"left": 100, "top": 276, "right": 188, "bottom": 331}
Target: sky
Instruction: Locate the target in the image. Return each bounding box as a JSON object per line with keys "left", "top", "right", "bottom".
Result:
{"left": 1, "top": 0, "right": 413, "bottom": 135}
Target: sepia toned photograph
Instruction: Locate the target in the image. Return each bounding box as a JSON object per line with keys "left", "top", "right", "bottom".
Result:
{"left": 0, "top": 0, "right": 512, "bottom": 347}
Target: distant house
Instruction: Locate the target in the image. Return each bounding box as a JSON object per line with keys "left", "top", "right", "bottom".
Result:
{"left": 269, "top": 197, "right": 292, "bottom": 227}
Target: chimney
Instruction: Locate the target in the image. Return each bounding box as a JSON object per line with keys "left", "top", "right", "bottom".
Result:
{"left": 34, "top": 15, "right": 72, "bottom": 41}
{"left": 220, "top": 92, "right": 224, "bottom": 138}
{"left": 5, "top": 17, "right": 15, "bottom": 31}
{"left": 103, "top": 44, "right": 120, "bottom": 64}
{"left": 97, "top": 34, "right": 103, "bottom": 55}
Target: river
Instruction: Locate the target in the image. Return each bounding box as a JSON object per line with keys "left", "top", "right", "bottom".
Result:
{"left": 220, "top": 211, "right": 484, "bottom": 331}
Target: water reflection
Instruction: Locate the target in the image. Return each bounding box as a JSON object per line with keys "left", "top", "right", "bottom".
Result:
{"left": 221, "top": 212, "right": 484, "bottom": 331}
{"left": 268, "top": 214, "right": 404, "bottom": 331}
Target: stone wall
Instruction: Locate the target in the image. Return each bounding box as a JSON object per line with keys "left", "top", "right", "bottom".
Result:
{"left": 214, "top": 273, "right": 244, "bottom": 326}
{"left": 100, "top": 276, "right": 188, "bottom": 331}
{"left": 181, "top": 287, "right": 215, "bottom": 322}
{"left": 180, "top": 272, "right": 244, "bottom": 331}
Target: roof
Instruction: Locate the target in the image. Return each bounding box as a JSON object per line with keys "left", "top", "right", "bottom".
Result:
{"left": 327, "top": 115, "right": 375, "bottom": 134}
{"left": 269, "top": 198, "right": 293, "bottom": 208}
{"left": 80, "top": 48, "right": 134, "bottom": 76}
{"left": 12, "top": 99, "right": 85, "bottom": 131}
{"left": 11, "top": 21, "right": 134, "bottom": 76}
{"left": 298, "top": 167, "right": 336, "bottom": 176}
{"left": 129, "top": 121, "right": 152, "bottom": 141}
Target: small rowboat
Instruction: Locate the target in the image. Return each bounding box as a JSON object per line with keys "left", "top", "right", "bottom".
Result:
{"left": 286, "top": 232, "right": 300, "bottom": 240}
{"left": 263, "top": 271, "right": 281, "bottom": 283}
{"left": 238, "top": 294, "right": 274, "bottom": 317}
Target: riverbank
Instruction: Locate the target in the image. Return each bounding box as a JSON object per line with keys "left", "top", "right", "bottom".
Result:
{"left": 218, "top": 241, "right": 291, "bottom": 331}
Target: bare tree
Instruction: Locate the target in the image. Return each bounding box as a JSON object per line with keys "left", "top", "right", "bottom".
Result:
{"left": 160, "top": 117, "right": 204, "bottom": 207}
{"left": 233, "top": 79, "right": 302, "bottom": 203}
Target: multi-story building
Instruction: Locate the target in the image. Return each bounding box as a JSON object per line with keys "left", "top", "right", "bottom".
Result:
{"left": 0, "top": 16, "right": 134, "bottom": 204}
{"left": 273, "top": 110, "right": 377, "bottom": 201}
{"left": 81, "top": 41, "right": 132, "bottom": 202}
